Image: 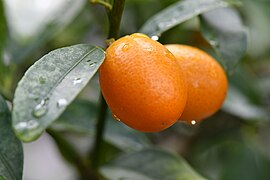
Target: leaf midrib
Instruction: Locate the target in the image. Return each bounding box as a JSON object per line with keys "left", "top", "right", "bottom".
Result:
{"left": 33, "top": 46, "right": 98, "bottom": 106}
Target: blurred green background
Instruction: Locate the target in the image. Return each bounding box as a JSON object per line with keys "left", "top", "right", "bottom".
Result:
{"left": 1, "top": 0, "right": 270, "bottom": 179}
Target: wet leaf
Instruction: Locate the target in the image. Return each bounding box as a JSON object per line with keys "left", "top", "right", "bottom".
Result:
{"left": 12, "top": 44, "right": 105, "bottom": 142}
{"left": 140, "top": 0, "right": 230, "bottom": 37}
{"left": 101, "top": 148, "right": 206, "bottom": 180}
{"left": 222, "top": 86, "right": 269, "bottom": 121}
{"left": 200, "top": 7, "right": 248, "bottom": 71}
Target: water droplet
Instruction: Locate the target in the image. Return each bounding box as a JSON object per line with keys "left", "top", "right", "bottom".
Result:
{"left": 15, "top": 120, "right": 40, "bottom": 132}
{"left": 113, "top": 114, "right": 121, "bottom": 122}
{"left": 151, "top": 35, "right": 159, "bottom": 41}
{"left": 73, "top": 78, "right": 82, "bottom": 85}
{"left": 89, "top": 62, "right": 97, "bottom": 67}
{"left": 165, "top": 51, "right": 174, "bottom": 59}
{"left": 192, "top": 80, "right": 199, "bottom": 88}
{"left": 122, "top": 44, "right": 130, "bottom": 52}
{"left": 145, "top": 47, "right": 153, "bottom": 52}
{"left": 27, "top": 120, "right": 39, "bottom": 129}
{"left": 57, "top": 98, "right": 68, "bottom": 108}
{"left": 44, "top": 64, "right": 56, "bottom": 72}
{"left": 158, "top": 22, "right": 171, "bottom": 29}
{"left": 209, "top": 40, "right": 218, "bottom": 47}
{"left": 3, "top": 51, "right": 11, "bottom": 65}
{"left": 191, "top": 120, "right": 196, "bottom": 125}
{"left": 210, "top": 70, "right": 217, "bottom": 78}
{"left": 39, "top": 76, "right": 46, "bottom": 84}
{"left": 32, "top": 98, "right": 49, "bottom": 118}
{"left": 15, "top": 122, "right": 28, "bottom": 130}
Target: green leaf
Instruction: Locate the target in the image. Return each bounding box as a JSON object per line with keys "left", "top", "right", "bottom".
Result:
{"left": 189, "top": 137, "right": 270, "bottom": 180}
{"left": 12, "top": 44, "right": 105, "bottom": 142}
{"left": 139, "top": 0, "right": 230, "bottom": 37}
{"left": 100, "top": 148, "right": 206, "bottom": 180}
{"left": 0, "top": 95, "right": 23, "bottom": 180}
{"left": 200, "top": 7, "right": 247, "bottom": 71}
{"left": 222, "top": 86, "right": 269, "bottom": 121}
{"left": 51, "top": 100, "right": 150, "bottom": 151}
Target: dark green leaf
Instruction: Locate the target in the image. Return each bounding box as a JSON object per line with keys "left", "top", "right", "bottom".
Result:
{"left": 0, "top": 95, "right": 23, "bottom": 180}
{"left": 200, "top": 7, "right": 247, "bottom": 71}
{"left": 189, "top": 137, "right": 270, "bottom": 180}
{"left": 100, "top": 148, "right": 206, "bottom": 180}
{"left": 12, "top": 44, "right": 105, "bottom": 142}
{"left": 139, "top": 0, "right": 230, "bottom": 37}
{"left": 51, "top": 100, "right": 150, "bottom": 151}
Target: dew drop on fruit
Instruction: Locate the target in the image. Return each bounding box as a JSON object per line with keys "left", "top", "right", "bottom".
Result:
{"left": 57, "top": 98, "right": 68, "bottom": 108}
{"left": 73, "top": 77, "right": 82, "bottom": 85}
{"left": 192, "top": 80, "right": 199, "bottom": 88}
{"left": 122, "top": 44, "right": 130, "bottom": 52}
{"left": 210, "top": 70, "right": 217, "bottom": 78}
{"left": 145, "top": 47, "right": 153, "bottom": 52}
{"left": 112, "top": 114, "right": 121, "bottom": 122}
{"left": 32, "top": 98, "right": 49, "bottom": 118}
{"left": 164, "top": 51, "right": 174, "bottom": 59}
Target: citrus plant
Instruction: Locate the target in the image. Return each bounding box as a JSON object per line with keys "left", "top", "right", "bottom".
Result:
{"left": 1, "top": 0, "right": 270, "bottom": 179}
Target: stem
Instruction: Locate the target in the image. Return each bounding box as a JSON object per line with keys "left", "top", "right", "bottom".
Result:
{"left": 91, "top": 95, "right": 108, "bottom": 168}
{"left": 91, "top": 0, "right": 126, "bottom": 170}
{"left": 108, "top": 0, "right": 126, "bottom": 39}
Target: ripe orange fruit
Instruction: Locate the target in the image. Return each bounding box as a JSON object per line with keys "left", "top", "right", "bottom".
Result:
{"left": 165, "top": 44, "right": 228, "bottom": 124}
{"left": 99, "top": 33, "right": 188, "bottom": 132}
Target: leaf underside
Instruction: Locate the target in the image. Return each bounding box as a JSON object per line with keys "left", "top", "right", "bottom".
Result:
{"left": 101, "top": 149, "right": 206, "bottom": 180}
{"left": 140, "top": 0, "right": 230, "bottom": 37}
{"left": 200, "top": 7, "right": 248, "bottom": 71}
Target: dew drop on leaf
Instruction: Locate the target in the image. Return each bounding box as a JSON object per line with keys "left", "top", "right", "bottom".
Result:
{"left": 15, "top": 122, "right": 28, "bottom": 130}
{"left": 72, "top": 77, "right": 83, "bottom": 85}
{"left": 57, "top": 98, "right": 68, "bottom": 108}
{"left": 39, "top": 76, "right": 46, "bottom": 84}
{"left": 27, "top": 120, "right": 39, "bottom": 129}
{"left": 89, "top": 62, "right": 97, "bottom": 67}
{"left": 32, "top": 98, "right": 49, "bottom": 118}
